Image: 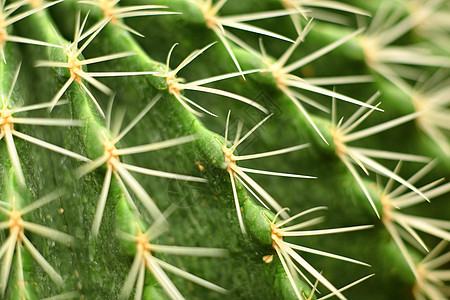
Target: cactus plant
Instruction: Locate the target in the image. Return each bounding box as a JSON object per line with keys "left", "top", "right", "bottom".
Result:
{"left": 0, "top": 0, "right": 449, "bottom": 299}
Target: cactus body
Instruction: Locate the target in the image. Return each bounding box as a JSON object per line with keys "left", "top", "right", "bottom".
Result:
{"left": 0, "top": 0, "right": 449, "bottom": 299}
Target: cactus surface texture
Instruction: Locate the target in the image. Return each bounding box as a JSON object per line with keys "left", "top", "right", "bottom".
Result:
{"left": 0, "top": 0, "right": 449, "bottom": 299}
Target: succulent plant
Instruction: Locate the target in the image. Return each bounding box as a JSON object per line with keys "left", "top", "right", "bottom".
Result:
{"left": 0, "top": 0, "right": 449, "bottom": 299}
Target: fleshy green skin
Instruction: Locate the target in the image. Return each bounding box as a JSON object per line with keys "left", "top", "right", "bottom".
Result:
{"left": 0, "top": 0, "right": 449, "bottom": 299}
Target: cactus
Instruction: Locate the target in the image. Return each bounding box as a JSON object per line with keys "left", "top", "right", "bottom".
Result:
{"left": 0, "top": 0, "right": 449, "bottom": 299}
